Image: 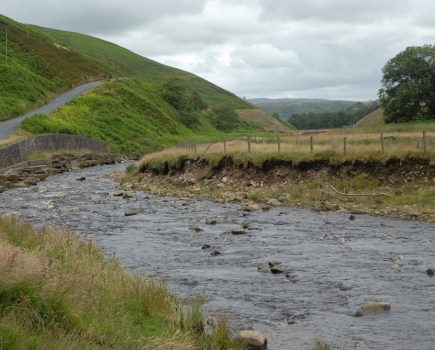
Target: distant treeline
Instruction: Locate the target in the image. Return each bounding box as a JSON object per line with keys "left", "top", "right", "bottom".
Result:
{"left": 286, "top": 101, "right": 380, "bottom": 130}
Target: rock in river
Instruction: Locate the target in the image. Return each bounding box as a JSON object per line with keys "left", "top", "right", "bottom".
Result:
{"left": 236, "top": 330, "right": 267, "bottom": 350}
{"left": 355, "top": 302, "right": 391, "bottom": 317}
{"left": 231, "top": 227, "right": 246, "bottom": 235}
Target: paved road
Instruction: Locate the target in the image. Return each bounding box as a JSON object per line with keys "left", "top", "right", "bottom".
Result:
{"left": 0, "top": 81, "right": 102, "bottom": 140}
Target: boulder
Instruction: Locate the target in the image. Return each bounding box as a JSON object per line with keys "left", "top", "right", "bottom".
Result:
{"left": 206, "top": 218, "right": 218, "bottom": 225}
{"left": 266, "top": 198, "right": 281, "bottom": 206}
{"left": 113, "top": 191, "right": 124, "bottom": 197}
{"left": 190, "top": 225, "right": 203, "bottom": 232}
{"left": 243, "top": 203, "right": 260, "bottom": 212}
{"left": 355, "top": 302, "right": 391, "bottom": 317}
{"left": 123, "top": 191, "right": 134, "bottom": 199}
{"left": 236, "top": 330, "right": 267, "bottom": 350}
{"left": 124, "top": 210, "right": 140, "bottom": 217}
{"left": 210, "top": 250, "right": 221, "bottom": 256}
{"left": 231, "top": 227, "right": 246, "bottom": 235}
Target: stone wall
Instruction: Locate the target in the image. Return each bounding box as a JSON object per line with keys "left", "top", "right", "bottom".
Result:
{"left": 0, "top": 134, "right": 108, "bottom": 169}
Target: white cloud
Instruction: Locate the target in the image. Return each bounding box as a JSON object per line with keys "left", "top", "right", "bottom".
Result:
{"left": 1, "top": 0, "right": 435, "bottom": 100}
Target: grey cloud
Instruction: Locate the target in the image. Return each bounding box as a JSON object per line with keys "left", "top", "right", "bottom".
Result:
{"left": 1, "top": 0, "right": 204, "bottom": 35}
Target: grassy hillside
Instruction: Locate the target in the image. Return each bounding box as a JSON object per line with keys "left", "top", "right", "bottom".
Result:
{"left": 249, "top": 98, "right": 356, "bottom": 120}
{"left": 354, "top": 108, "right": 435, "bottom": 132}
{"left": 0, "top": 15, "right": 106, "bottom": 121}
{"left": 1, "top": 14, "right": 292, "bottom": 153}
{"left": 22, "top": 79, "right": 271, "bottom": 154}
{"left": 37, "top": 27, "right": 252, "bottom": 111}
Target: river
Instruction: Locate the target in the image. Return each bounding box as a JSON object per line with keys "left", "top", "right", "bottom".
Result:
{"left": 1, "top": 163, "right": 434, "bottom": 350}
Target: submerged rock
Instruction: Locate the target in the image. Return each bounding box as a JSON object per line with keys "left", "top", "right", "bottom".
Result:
{"left": 355, "top": 302, "right": 391, "bottom": 317}
{"left": 210, "top": 250, "right": 221, "bottom": 256}
{"left": 206, "top": 218, "right": 218, "bottom": 225}
{"left": 231, "top": 227, "right": 246, "bottom": 235}
{"left": 236, "top": 330, "right": 267, "bottom": 350}
{"left": 426, "top": 268, "right": 434, "bottom": 277}
{"left": 124, "top": 210, "right": 140, "bottom": 217}
{"left": 190, "top": 225, "right": 203, "bottom": 232}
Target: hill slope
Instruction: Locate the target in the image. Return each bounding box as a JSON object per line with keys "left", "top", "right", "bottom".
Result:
{"left": 1, "top": 14, "right": 291, "bottom": 153}
{"left": 37, "top": 26, "right": 252, "bottom": 111}
{"left": 0, "top": 15, "right": 105, "bottom": 121}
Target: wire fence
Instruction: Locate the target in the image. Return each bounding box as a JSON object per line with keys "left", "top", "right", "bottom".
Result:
{"left": 177, "top": 131, "right": 435, "bottom": 158}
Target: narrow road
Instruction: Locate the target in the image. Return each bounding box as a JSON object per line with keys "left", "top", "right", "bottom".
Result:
{"left": 0, "top": 81, "right": 102, "bottom": 140}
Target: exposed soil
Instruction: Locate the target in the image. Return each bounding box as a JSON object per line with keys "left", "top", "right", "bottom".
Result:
{"left": 128, "top": 155, "right": 435, "bottom": 222}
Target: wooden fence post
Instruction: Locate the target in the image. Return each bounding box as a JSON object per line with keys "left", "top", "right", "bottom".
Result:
{"left": 278, "top": 137, "right": 281, "bottom": 153}
{"left": 380, "top": 133, "right": 384, "bottom": 154}
{"left": 248, "top": 136, "right": 251, "bottom": 153}
{"left": 423, "top": 131, "right": 427, "bottom": 154}
{"left": 344, "top": 137, "right": 347, "bottom": 155}
{"left": 310, "top": 136, "right": 313, "bottom": 154}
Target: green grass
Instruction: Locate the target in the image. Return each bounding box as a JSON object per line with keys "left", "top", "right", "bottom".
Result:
{"left": 0, "top": 15, "right": 105, "bottom": 121}
{"left": 22, "top": 79, "right": 279, "bottom": 154}
{"left": 37, "top": 26, "right": 253, "bottom": 111}
{"left": 0, "top": 215, "right": 245, "bottom": 350}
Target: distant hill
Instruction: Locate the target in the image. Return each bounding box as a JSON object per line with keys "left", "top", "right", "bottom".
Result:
{"left": 249, "top": 98, "right": 357, "bottom": 120}
{"left": 0, "top": 14, "right": 291, "bottom": 154}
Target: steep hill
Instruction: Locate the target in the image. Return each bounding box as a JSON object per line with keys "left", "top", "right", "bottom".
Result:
{"left": 0, "top": 15, "right": 105, "bottom": 121}
{"left": 36, "top": 26, "right": 252, "bottom": 111}
{"left": 0, "top": 14, "right": 291, "bottom": 154}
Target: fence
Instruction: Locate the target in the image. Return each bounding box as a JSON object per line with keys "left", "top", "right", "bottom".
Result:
{"left": 177, "top": 131, "right": 434, "bottom": 157}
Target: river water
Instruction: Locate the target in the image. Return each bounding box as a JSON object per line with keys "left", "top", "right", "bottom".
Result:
{"left": 1, "top": 164, "right": 434, "bottom": 350}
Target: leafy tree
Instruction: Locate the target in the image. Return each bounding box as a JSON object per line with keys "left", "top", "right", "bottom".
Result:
{"left": 160, "top": 78, "right": 187, "bottom": 110}
{"left": 378, "top": 45, "right": 435, "bottom": 123}
{"left": 189, "top": 91, "right": 208, "bottom": 111}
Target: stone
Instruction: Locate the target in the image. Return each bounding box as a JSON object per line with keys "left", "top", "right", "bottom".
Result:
{"left": 123, "top": 191, "right": 134, "bottom": 199}
{"left": 355, "top": 302, "right": 391, "bottom": 317}
{"left": 206, "top": 218, "right": 218, "bottom": 225}
{"left": 243, "top": 203, "right": 260, "bottom": 212}
{"left": 236, "top": 330, "right": 267, "bottom": 350}
{"left": 270, "top": 267, "right": 284, "bottom": 274}
{"left": 124, "top": 210, "right": 140, "bottom": 217}
{"left": 113, "top": 191, "right": 124, "bottom": 197}
{"left": 201, "top": 244, "right": 211, "bottom": 250}
{"left": 426, "top": 268, "right": 434, "bottom": 277}
{"left": 266, "top": 198, "right": 281, "bottom": 206}
{"left": 190, "top": 225, "right": 203, "bottom": 232}
{"left": 210, "top": 250, "right": 221, "bottom": 256}
{"left": 76, "top": 177, "right": 86, "bottom": 182}
{"left": 349, "top": 214, "right": 356, "bottom": 221}
{"left": 231, "top": 227, "right": 246, "bottom": 235}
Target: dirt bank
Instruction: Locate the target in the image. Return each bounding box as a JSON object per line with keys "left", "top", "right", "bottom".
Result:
{"left": 125, "top": 155, "right": 435, "bottom": 222}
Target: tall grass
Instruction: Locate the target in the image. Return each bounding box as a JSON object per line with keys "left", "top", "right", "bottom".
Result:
{"left": 0, "top": 216, "right": 243, "bottom": 350}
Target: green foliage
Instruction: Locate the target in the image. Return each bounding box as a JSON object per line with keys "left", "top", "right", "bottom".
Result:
{"left": 379, "top": 45, "right": 435, "bottom": 123}
{"left": 190, "top": 91, "right": 208, "bottom": 111}
{"left": 160, "top": 78, "right": 188, "bottom": 110}
{"left": 0, "top": 15, "right": 104, "bottom": 121}
{"left": 211, "top": 106, "right": 246, "bottom": 132}
{"left": 288, "top": 101, "right": 380, "bottom": 129}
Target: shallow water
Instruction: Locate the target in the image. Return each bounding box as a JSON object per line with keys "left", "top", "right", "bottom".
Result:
{"left": 1, "top": 164, "right": 434, "bottom": 349}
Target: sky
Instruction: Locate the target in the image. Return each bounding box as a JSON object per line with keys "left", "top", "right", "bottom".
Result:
{"left": 1, "top": 0, "right": 435, "bottom": 101}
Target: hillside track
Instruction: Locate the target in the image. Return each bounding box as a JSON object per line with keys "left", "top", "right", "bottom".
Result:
{"left": 0, "top": 81, "right": 102, "bottom": 140}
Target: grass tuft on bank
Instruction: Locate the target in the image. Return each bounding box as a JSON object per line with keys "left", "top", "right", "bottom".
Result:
{"left": 0, "top": 215, "right": 244, "bottom": 350}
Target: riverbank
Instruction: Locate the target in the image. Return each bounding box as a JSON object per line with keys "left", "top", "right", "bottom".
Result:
{"left": 124, "top": 154, "right": 435, "bottom": 222}
{"left": 0, "top": 215, "right": 246, "bottom": 350}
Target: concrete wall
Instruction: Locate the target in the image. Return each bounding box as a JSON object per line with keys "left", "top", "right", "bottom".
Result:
{"left": 0, "top": 134, "right": 108, "bottom": 168}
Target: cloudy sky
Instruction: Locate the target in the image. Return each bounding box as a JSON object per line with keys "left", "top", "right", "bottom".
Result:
{"left": 1, "top": 0, "right": 435, "bottom": 100}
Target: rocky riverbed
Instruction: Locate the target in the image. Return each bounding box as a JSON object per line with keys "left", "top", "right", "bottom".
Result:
{"left": 1, "top": 163, "right": 435, "bottom": 349}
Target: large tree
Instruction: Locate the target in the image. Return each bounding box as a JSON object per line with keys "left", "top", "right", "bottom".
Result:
{"left": 378, "top": 45, "right": 435, "bottom": 123}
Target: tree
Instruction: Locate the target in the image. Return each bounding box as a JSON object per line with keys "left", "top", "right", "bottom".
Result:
{"left": 161, "top": 78, "right": 187, "bottom": 110}
{"left": 378, "top": 45, "right": 435, "bottom": 123}
{"left": 189, "top": 91, "right": 208, "bottom": 111}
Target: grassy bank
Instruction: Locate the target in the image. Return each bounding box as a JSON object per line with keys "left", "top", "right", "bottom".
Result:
{"left": 0, "top": 216, "right": 244, "bottom": 350}
{"left": 124, "top": 147, "right": 435, "bottom": 222}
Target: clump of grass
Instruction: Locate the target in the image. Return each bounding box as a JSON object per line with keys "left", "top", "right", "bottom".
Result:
{"left": 0, "top": 216, "right": 242, "bottom": 350}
